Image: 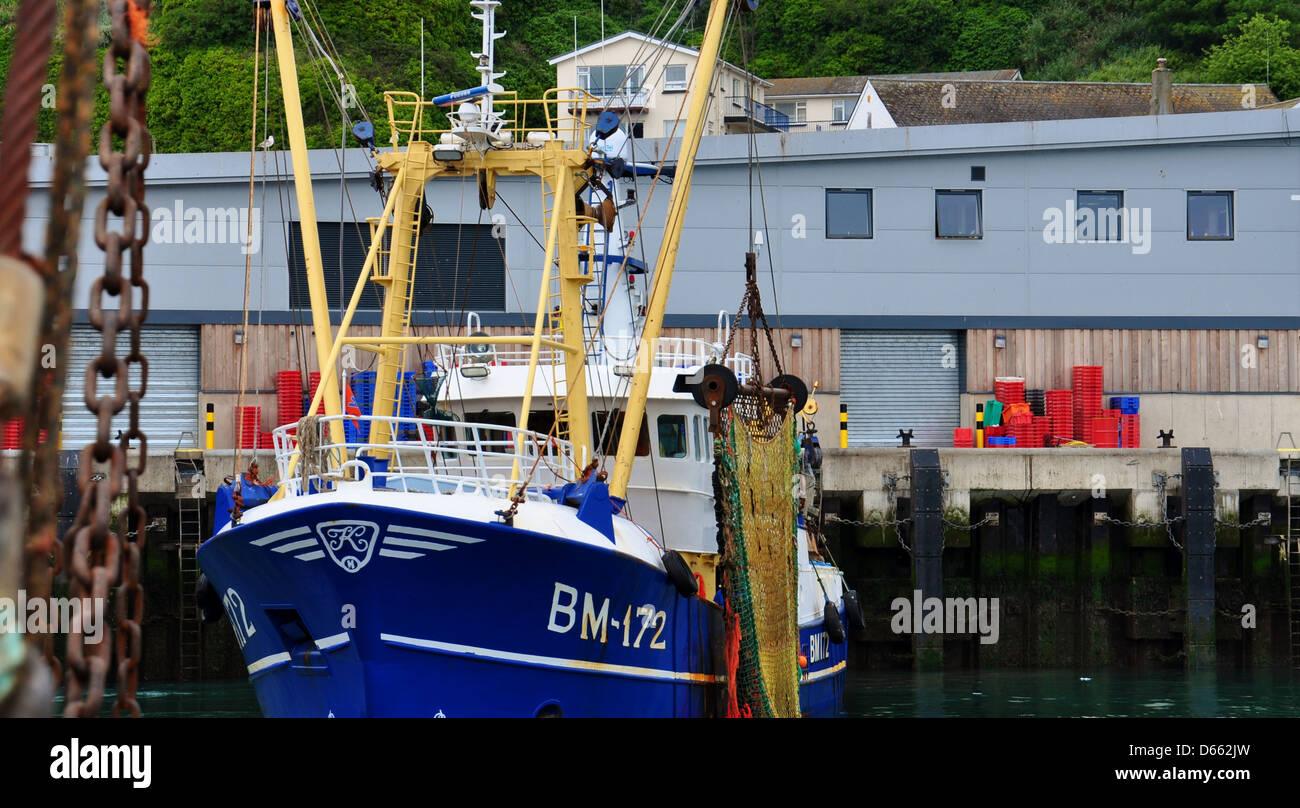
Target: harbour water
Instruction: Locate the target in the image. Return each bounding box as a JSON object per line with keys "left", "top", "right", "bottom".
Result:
{"left": 58, "top": 669, "right": 1300, "bottom": 717}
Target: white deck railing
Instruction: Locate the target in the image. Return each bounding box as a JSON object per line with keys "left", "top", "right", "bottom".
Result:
{"left": 272, "top": 414, "right": 579, "bottom": 501}
{"left": 435, "top": 336, "right": 753, "bottom": 381}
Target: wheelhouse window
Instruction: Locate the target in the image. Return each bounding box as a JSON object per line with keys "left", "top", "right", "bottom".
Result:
{"left": 464, "top": 410, "right": 516, "bottom": 447}
{"left": 592, "top": 410, "right": 649, "bottom": 457}
{"left": 935, "top": 190, "right": 982, "bottom": 239}
{"left": 826, "top": 189, "right": 873, "bottom": 239}
{"left": 657, "top": 414, "right": 688, "bottom": 458}
{"left": 1187, "top": 191, "right": 1233, "bottom": 240}
{"left": 1076, "top": 190, "right": 1124, "bottom": 242}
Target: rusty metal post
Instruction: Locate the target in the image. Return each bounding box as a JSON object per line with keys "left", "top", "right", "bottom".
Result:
{"left": 0, "top": 0, "right": 58, "bottom": 718}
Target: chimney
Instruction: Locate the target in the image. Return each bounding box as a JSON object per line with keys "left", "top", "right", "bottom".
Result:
{"left": 1150, "top": 57, "right": 1172, "bottom": 115}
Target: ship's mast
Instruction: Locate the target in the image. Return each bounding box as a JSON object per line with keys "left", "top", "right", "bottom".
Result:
{"left": 471, "top": 0, "right": 505, "bottom": 108}
{"left": 608, "top": 0, "right": 731, "bottom": 499}
{"left": 268, "top": 0, "right": 345, "bottom": 447}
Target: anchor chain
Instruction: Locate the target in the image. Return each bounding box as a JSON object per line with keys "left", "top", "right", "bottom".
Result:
{"left": 63, "top": 0, "right": 152, "bottom": 718}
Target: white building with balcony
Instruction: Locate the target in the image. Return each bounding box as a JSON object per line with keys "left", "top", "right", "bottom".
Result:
{"left": 548, "top": 31, "right": 783, "bottom": 138}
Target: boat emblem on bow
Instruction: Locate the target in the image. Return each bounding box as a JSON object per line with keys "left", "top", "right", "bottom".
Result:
{"left": 315, "top": 520, "right": 380, "bottom": 573}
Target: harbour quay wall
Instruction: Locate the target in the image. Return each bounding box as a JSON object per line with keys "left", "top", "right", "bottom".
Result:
{"left": 821, "top": 447, "right": 1290, "bottom": 670}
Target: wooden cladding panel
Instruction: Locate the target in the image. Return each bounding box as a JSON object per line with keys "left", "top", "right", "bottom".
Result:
{"left": 201, "top": 325, "right": 841, "bottom": 392}
{"left": 966, "top": 329, "right": 1300, "bottom": 393}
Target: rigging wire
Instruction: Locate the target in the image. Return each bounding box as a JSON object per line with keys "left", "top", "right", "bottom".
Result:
{"left": 233, "top": 8, "right": 265, "bottom": 493}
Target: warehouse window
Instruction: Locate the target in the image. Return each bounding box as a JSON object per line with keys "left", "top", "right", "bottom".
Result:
{"left": 288, "top": 222, "right": 505, "bottom": 310}
{"left": 1187, "top": 191, "right": 1233, "bottom": 240}
{"left": 936, "top": 190, "right": 982, "bottom": 238}
{"left": 1077, "top": 190, "right": 1124, "bottom": 242}
{"left": 826, "top": 189, "right": 873, "bottom": 238}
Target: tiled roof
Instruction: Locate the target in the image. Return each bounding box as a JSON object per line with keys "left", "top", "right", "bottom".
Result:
{"left": 869, "top": 79, "right": 1279, "bottom": 125}
{"left": 1251, "top": 96, "right": 1299, "bottom": 110}
{"left": 767, "top": 76, "right": 870, "bottom": 98}
{"left": 767, "top": 69, "right": 1020, "bottom": 99}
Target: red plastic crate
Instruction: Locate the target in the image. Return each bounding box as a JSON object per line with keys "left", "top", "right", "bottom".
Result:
{"left": 1120, "top": 414, "right": 1141, "bottom": 448}
{"left": 1091, "top": 417, "right": 1120, "bottom": 448}
{"left": 308, "top": 372, "right": 324, "bottom": 415}
{"left": 953, "top": 428, "right": 974, "bottom": 448}
{"left": 276, "top": 370, "right": 303, "bottom": 426}
{"left": 2, "top": 420, "right": 21, "bottom": 450}
{"left": 994, "top": 377, "right": 1026, "bottom": 405}
{"left": 237, "top": 406, "right": 262, "bottom": 449}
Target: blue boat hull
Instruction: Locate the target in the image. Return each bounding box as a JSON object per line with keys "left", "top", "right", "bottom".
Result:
{"left": 198, "top": 500, "right": 845, "bottom": 717}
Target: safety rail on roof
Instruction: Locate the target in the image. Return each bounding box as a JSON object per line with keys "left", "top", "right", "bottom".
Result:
{"left": 384, "top": 88, "right": 600, "bottom": 150}
{"left": 272, "top": 415, "right": 579, "bottom": 501}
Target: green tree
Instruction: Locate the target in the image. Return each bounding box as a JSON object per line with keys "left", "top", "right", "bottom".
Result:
{"left": 1083, "top": 45, "right": 1197, "bottom": 82}
{"left": 1202, "top": 12, "right": 1300, "bottom": 99}
{"left": 953, "top": 4, "right": 1031, "bottom": 71}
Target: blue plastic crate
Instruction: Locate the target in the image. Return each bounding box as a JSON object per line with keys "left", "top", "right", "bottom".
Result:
{"left": 349, "top": 371, "right": 376, "bottom": 441}
{"left": 1109, "top": 395, "right": 1140, "bottom": 414}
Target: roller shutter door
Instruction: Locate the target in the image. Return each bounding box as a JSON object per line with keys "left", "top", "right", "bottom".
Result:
{"left": 840, "top": 330, "right": 964, "bottom": 447}
{"left": 62, "top": 326, "right": 201, "bottom": 449}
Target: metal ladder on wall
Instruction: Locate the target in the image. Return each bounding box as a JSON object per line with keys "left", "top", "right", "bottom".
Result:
{"left": 175, "top": 448, "right": 204, "bottom": 681}
{"left": 1285, "top": 453, "right": 1300, "bottom": 668}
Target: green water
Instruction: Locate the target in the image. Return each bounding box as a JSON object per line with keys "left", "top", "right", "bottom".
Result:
{"left": 57, "top": 669, "right": 1300, "bottom": 717}
{"left": 844, "top": 670, "right": 1300, "bottom": 717}
{"left": 53, "top": 681, "right": 262, "bottom": 718}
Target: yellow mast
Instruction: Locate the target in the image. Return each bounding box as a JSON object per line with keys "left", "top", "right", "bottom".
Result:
{"left": 286, "top": 0, "right": 731, "bottom": 493}
{"left": 269, "top": 0, "right": 345, "bottom": 448}
{"left": 608, "top": 0, "right": 730, "bottom": 500}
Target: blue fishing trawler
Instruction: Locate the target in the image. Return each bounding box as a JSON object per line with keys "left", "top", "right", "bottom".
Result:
{"left": 198, "top": 0, "right": 852, "bottom": 717}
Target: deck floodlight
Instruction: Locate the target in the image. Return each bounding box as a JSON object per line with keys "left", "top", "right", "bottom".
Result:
{"left": 434, "top": 143, "right": 465, "bottom": 162}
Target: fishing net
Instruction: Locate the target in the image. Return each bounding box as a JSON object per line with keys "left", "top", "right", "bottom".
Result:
{"left": 715, "top": 400, "right": 800, "bottom": 718}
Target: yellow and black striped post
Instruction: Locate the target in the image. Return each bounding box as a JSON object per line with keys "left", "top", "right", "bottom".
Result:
{"left": 975, "top": 402, "right": 984, "bottom": 448}
{"left": 839, "top": 403, "right": 848, "bottom": 449}
{"left": 205, "top": 402, "right": 215, "bottom": 450}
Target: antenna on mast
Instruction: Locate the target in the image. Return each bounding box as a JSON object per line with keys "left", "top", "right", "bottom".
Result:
{"left": 470, "top": 0, "right": 506, "bottom": 110}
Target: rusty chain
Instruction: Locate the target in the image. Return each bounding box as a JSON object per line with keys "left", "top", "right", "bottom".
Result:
{"left": 63, "top": 0, "right": 152, "bottom": 718}
{"left": 723, "top": 253, "right": 783, "bottom": 383}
